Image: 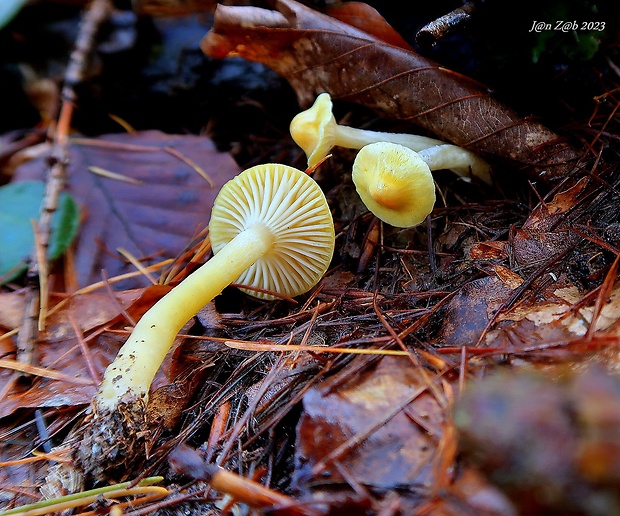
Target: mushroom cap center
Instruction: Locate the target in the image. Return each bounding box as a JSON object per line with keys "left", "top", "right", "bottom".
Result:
{"left": 368, "top": 178, "right": 410, "bottom": 210}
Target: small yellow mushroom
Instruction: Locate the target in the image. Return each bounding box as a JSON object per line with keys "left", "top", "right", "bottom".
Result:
{"left": 352, "top": 142, "right": 436, "bottom": 228}
{"left": 291, "top": 92, "right": 491, "bottom": 184}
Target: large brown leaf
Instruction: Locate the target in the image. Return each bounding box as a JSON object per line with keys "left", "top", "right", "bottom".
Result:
{"left": 15, "top": 131, "right": 241, "bottom": 289}
{"left": 0, "top": 286, "right": 170, "bottom": 418}
{"left": 293, "top": 356, "right": 447, "bottom": 498}
{"left": 201, "top": 0, "right": 583, "bottom": 182}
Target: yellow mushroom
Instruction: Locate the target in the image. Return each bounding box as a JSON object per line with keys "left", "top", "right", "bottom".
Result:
{"left": 352, "top": 142, "right": 436, "bottom": 228}
{"left": 95, "top": 163, "right": 335, "bottom": 411}
{"left": 290, "top": 92, "right": 491, "bottom": 184}
{"left": 418, "top": 144, "right": 492, "bottom": 184}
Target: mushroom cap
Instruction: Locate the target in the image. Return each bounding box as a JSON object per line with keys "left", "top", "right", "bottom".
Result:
{"left": 352, "top": 142, "right": 436, "bottom": 228}
{"left": 209, "top": 163, "right": 335, "bottom": 300}
{"left": 290, "top": 92, "right": 337, "bottom": 168}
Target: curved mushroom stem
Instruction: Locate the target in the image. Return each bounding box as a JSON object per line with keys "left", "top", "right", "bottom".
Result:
{"left": 290, "top": 92, "right": 491, "bottom": 183}
{"left": 418, "top": 145, "right": 492, "bottom": 184}
{"left": 95, "top": 222, "right": 274, "bottom": 410}
{"left": 76, "top": 163, "right": 335, "bottom": 483}
{"left": 290, "top": 92, "right": 444, "bottom": 167}
{"left": 337, "top": 127, "right": 492, "bottom": 184}
{"left": 333, "top": 124, "right": 444, "bottom": 154}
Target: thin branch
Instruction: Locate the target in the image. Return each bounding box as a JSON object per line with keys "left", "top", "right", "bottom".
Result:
{"left": 14, "top": 0, "right": 114, "bottom": 381}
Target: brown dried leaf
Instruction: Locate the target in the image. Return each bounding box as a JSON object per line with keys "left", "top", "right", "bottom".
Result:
{"left": 14, "top": 131, "right": 241, "bottom": 289}
{"left": 147, "top": 339, "right": 215, "bottom": 430}
{"left": 490, "top": 282, "right": 620, "bottom": 350}
{"left": 468, "top": 241, "right": 509, "bottom": 261}
{"left": 43, "top": 286, "right": 171, "bottom": 341}
{"left": 0, "top": 285, "right": 169, "bottom": 418}
{"left": 325, "top": 2, "right": 412, "bottom": 51}
{"left": 493, "top": 265, "right": 524, "bottom": 290}
{"left": 201, "top": 0, "right": 582, "bottom": 181}
{"left": 436, "top": 276, "right": 516, "bottom": 348}
{"left": 522, "top": 176, "right": 590, "bottom": 233}
{"left": 512, "top": 177, "right": 588, "bottom": 266}
{"left": 293, "top": 356, "right": 446, "bottom": 493}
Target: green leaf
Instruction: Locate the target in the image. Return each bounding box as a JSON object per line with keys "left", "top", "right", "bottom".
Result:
{"left": 49, "top": 188, "right": 80, "bottom": 261}
{"left": 0, "top": 181, "right": 80, "bottom": 284}
{"left": 0, "top": 0, "right": 28, "bottom": 31}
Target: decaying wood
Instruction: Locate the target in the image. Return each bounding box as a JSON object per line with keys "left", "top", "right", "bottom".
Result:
{"left": 416, "top": 2, "right": 477, "bottom": 47}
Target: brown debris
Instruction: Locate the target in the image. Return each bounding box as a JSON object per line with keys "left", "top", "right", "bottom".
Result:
{"left": 455, "top": 366, "right": 620, "bottom": 515}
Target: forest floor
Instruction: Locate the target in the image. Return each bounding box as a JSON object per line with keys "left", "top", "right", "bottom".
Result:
{"left": 1, "top": 1, "right": 620, "bottom": 515}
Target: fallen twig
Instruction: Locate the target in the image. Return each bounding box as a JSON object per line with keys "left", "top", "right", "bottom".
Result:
{"left": 14, "top": 0, "right": 114, "bottom": 381}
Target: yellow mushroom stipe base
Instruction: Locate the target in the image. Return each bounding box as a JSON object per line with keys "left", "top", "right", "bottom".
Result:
{"left": 96, "top": 225, "right": 273, "bottom": 407}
